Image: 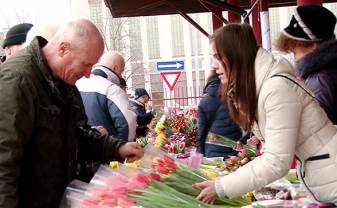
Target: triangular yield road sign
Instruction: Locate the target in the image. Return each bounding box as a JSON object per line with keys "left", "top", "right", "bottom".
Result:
{"left": 160, "top": 71, "right": 181, "bottom": 91}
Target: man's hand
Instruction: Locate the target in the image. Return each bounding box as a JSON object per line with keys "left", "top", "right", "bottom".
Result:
{"left": 118, "top": 142, "right": 144, "bottom": 162}
{"left": 146, "top": 103, "right": 152, "bottom": 112}
{"left": 94, "top": 126, "right": 109, "bottom": 136}
{"left": 193, "top": 181, "right": 217, "bottom": 204}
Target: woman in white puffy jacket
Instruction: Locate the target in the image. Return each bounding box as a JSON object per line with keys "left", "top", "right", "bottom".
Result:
{"left": 193, "top": 23, "right": 337, "bottom": 204}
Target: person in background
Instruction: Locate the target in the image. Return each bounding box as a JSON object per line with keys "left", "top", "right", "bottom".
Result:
{"left": 198, "top": 70, "right": 242, "bottom": 158}
{"left": 193, "top": 23, "right": 337, "bottom": 204}
{"left": 0, "top": 19, "right": 143, "bottom": 207}
{"left": 77, "top": 51, "right": 137, "bottom": 141}
{"left": 2, "top": 23, "right": 33, "bottom": 60}
{"left": 276, "top": 5, "right": 337, "bottom": 124}
{"left": 130, "top": 88, "right": 154, "bottom": 137}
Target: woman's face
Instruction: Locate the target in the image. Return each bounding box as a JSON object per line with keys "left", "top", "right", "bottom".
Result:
{"left": 210, "top": 42, "right": 230, "bottom": 84}
{"left": 292, "top": 44, "right": 317, "bottom": 64}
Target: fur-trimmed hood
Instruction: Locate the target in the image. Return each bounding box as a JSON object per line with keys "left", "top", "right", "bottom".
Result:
{"left": 296, "top": 39, "right": 337, "bottom": 79}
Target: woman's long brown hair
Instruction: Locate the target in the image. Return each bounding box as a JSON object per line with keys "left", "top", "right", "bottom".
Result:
{"left": 210, "top": 23, "right": 259, "bottom": 130}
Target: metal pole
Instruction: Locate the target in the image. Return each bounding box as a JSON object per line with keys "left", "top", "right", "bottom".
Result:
{"left": 251, "top": 0, "right": 262, "bottom": 46}
{"left": 227, "top": 0, "right": 241, "bottom": 23}
{"left": 260, "top": 0, "right": 271, "bottom": 51}
{"left": 194, "top": 22, "right": 200, "bottom": 107}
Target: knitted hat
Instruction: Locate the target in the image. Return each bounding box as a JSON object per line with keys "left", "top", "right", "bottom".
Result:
{"left": 2, "top": 23, "right": 33, "bottom": 48}
{"left": 134, "top": 88, "right": 150, "bottom": 100}
{"left": 283, "top": 5, "right": 336, "bottom": 41}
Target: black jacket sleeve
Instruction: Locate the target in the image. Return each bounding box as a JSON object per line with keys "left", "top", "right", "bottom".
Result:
{"left": 136, "top": 112, "right": 154, "bottom": 126}
{"left": 77, "top": 127, "right": 126, "bottom": 162}
{"left": 0, "top": 73, "right": 35, "bottom": 208}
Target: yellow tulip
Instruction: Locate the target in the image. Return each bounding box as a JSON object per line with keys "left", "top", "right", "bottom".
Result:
{"left": 206, "top": 171, "right": 218, "bottom": 180}
{"left": 110, "top": 161, "right": 120, "bottom": 169}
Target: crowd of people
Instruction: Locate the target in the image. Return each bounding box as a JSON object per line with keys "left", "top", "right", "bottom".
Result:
{"left": 0, "top": 3, "right": 336, "bottom": 207}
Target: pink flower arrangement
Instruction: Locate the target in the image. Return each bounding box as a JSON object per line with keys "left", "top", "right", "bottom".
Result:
{"left": 164, "top": 133, "right": 186, "bottom": 154}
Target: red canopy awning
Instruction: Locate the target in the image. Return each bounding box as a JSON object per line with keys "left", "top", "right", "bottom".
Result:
{"left": 104, "top": 0, "right": 336, "bottom": 18}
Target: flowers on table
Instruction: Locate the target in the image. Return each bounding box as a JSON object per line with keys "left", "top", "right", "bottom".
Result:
{"left": 222, "top": 148, "right": 256, "bottom": 173}
{"left": 164, "top": 132, "right": 186, "bottom": 154}
{"left": 150, "top": 108, "right": 199, "bottom": 151}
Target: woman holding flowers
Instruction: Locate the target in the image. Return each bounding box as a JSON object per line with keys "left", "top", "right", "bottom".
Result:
{"left": 193, "top": 23, "right": 337, "bottom": 204}
{"left": 198, "top": 70, "right": 242, "bottom": 158}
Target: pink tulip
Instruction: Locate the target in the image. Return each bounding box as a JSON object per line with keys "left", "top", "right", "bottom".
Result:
{"left": 179, "top": 141, "right": 186, "bottom": 150}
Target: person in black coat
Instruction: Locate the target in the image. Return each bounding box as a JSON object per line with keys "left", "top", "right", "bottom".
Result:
{"left": 198, "top": 71, "right": 242, "bottom": 158}
{"left": 130, "top": 88, "right": 154, "bottom": 137}
{"left": 276, "top": 5, "right": 337, "bottom": 124}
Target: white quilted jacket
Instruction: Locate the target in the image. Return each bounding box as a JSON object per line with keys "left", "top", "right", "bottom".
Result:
{"left": 218, "top": 48, "right": 337, "bottom": 203}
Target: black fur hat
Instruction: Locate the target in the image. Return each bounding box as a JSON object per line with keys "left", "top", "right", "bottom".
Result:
{"left": 2, "top": 23, "right": 33, "bottom": 48}
{"left": 283, "top": 5, "right": 336, "bottom": 41}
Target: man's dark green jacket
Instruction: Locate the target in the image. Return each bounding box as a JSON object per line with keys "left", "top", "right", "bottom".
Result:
{"left": 0, "top": 37, "right": 124, "bottom": 208}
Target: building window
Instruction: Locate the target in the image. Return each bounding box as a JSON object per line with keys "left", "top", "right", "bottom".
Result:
{"left": 88, "top": 0, "right": 103, "bottom": 33}
{"left": 189, "top": 14, "right": 203, "bottom": 56}
{"left": 171, "top": 15, "right": 185, "bottom": 57}
{"left": 191, "top": 59, "right": 203, "bottom": 70}
{"left": 146, "top": 16, "right": 160, "bottom": 59}
{"left": 128, "top": 17, "right": 143, "bottom": 61}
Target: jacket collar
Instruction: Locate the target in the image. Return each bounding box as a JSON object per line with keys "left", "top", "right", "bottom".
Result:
{"left": 203, "top": 76, "right": 220, "bottom": 96}
{"left": 28, "top": 37, "right": 63, "bottom": 97}
{"left": 130, "top": 99, "right": 145, "bottom": 107}
{"left": 92, "top": 65, "right": 121, "bottom": 85}
{"left": 296, "top": 39, "right": 337, "bottom": 79}
{"left": 254, "top": 48, "right": 296, "bottom": 97}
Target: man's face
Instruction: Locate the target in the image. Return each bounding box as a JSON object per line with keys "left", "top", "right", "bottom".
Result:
{"left": 4, "top": 44, "right": 24, "bottom": 58}
{"left": 58, "top": 42, "right": 102, "bottom": 85}
{"left": 138, "top": 95, "right": 149, "bottom": 105}
{"left": 292, "top": 45, "right": 316, "bottom": 64}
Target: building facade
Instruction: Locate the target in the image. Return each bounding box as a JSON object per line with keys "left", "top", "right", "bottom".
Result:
{"left": 72, "top": 0, "right": 337, "bottom": 108}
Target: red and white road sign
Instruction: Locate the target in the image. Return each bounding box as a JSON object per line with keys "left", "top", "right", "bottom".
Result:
{"left": 160, "top": 71, "right": 181, "bottom": 91}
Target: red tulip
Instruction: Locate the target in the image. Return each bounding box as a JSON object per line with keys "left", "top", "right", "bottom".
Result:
{"left": 163, "top": 155, "right": 175, "bottom": 165}
{"left": 165, "top": 162, "right": 177, "bottom": 171}
{"left": 132, "top": 173, "right": 150, "bottom": 185}
{"left": 148, "top": 172, "right": 161, "bottom": 181}
{"left": 240, "top": 149, "right": 248, "bottom": 156}
{"left": 232, "top": 166, "right": 238, "bottom": 172}
{"left": 230, "top": 156, "right": 238, "bottom": 161}
{"left": 156, "top": 166, "right": 170, "bottom": 174}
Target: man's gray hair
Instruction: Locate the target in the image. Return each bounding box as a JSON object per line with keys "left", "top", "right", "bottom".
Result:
{"left": 50, "top": 19, "right": 100, "bottom": 49}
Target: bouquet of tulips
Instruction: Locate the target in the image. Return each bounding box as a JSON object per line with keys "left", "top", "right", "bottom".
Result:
{"left": 148, "top": 154, "right": 251, "bottom": 207}
{"left": 164, "top": 132, "right": 186, "bottom": 154}
{"left": 61, "top": 166, "right": 141, "bottom": 208}
{"left": 149, "top": 107, "right": 199, "bottom": 151}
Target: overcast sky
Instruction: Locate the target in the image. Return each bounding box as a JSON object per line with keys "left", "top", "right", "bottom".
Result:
{"left": 0, "top": 0, "right": 72, "bottom": 29}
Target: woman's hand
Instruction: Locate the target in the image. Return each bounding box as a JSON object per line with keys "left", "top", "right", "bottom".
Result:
{"left": 247, "top": 136, "right": 260, "bottom": 148}
{"left": 193, "top": 181, "right": 217, "bottom": 204}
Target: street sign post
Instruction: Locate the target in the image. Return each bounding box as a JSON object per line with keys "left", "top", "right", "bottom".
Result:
{"left": 157, "top": 60, "right": 184, "bottom": 91}
{"left": 156, "top": 61, "right": 184, "bottom": 71}
{"left": 160, "top": 71, "right": 182, "bottom": 91}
